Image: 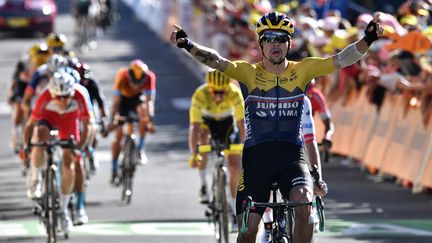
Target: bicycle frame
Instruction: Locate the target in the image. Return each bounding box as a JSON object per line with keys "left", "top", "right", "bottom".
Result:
{"left": 31, "top": 134, "right": 76, "bottom": 242}
{"left": 198, "top": 142, "right": 243, "bottom": 243}
{"left": 117, "top": 115, "right": 139, "bottom": 204}
{"left": 241, "top": 166, "right": 325, "bottom": 243}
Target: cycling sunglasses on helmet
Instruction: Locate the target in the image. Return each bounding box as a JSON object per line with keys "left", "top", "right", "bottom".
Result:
{"left": 260, "top": 31, "right": 290, "bottom": 44}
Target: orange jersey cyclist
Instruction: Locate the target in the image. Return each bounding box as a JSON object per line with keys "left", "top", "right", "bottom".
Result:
{"left": 171, "top": 11, "right": 383, "bottom": 243}
{"left": 108, "top": 59, "right": 156, "bottom": 184}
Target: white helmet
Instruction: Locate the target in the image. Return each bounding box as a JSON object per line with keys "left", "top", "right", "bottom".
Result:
{"left": 48, "top": 71, "right": 75, "bottom": 96}
{"left": 47, "top": 54, "right": 68, "bottom": 73}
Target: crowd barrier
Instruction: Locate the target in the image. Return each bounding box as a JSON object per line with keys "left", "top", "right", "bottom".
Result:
{"left": 330, "top": 89, "right": 432, "bottom": 192}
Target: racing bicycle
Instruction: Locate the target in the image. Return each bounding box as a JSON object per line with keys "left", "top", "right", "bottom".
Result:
{"left": 29, "top": 131, "right": 77, "bottom": 243}
{"left": 112, "top": 112, "right": 140, "bottom": 205}
{"left": 197, "top": 142, "right": 243, "bottom": 243}
{"left": 241, "top": 165, "right": 325, "bottom": 243}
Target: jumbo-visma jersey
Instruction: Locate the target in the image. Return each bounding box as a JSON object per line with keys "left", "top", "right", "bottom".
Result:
{"left": 223, "top": 57, "right": 335, "bottom": 148}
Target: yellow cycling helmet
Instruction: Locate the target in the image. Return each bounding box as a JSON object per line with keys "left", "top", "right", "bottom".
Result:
{"left": 206, "top": 70, "right": 230, "bottom": 91}
{"left": 256, "top": 12, "right": 295, "bottom": 36}
{"left": 29, "top": 43, "right": 49, "bottom": 67}
{"left": 46, "top": 32, "right": 67, "bottom": 49}
{"left": 29, "top": 43, "right": 48, "bottom": 58}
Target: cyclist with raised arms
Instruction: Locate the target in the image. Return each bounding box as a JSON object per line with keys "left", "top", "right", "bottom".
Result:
{"left": 22, "top": 70, "right": 93, "bottom": 233}
{"left": 171, "top": 12, "right": 382, "bottom": 243}
{"left": 261, "top": 95, "right": 328, "bottom": 242}
{"left": 188, "top": 69, "right": 245, "bottom": 228}
{"left": 107, "top": 59, "right": 156, "bottom": 184}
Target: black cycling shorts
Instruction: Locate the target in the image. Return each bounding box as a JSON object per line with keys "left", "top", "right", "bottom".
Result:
{"left": 202, "top": 116, "right": 241, "bottom": 146}
{"left": 10, "top": 80, "right": 28, "bottom": 103}
{"left": 236, "top": 141, "right": 313, "bottom": 216}
{"left": 119, "top": 94, "right": 144, "bottom": 117}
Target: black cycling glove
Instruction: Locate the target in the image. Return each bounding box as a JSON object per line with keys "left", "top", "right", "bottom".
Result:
{"left": 363, "top": 20, "right": 379, "bottom": 46}
{"left": 175, "top": 29, "right": 194, "bottom": 52}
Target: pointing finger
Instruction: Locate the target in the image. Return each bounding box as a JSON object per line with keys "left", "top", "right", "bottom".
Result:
{"left": 371, "top": 13, "right": 380, "bottom": 23}
{"left": 173, "top": 24, "right": 182, "bottom": 31}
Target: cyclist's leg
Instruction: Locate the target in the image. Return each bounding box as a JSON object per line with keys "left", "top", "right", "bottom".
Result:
{"left": 27, "top": 121, "right": 51, "bottom": 198}
{"left": 236, "top": 143, "right": 274, "bottom": 242}
{"left": 136, "top": 97, "right": 149, "bottom": 164}
{"left": 278, "top": 145, "right": 314, "bottom": 243}
{"left": 111, "top": 125, "right": 123, "bottom": 179}
{"left": 197, "top": 127, "right": 210, "bottom": 203}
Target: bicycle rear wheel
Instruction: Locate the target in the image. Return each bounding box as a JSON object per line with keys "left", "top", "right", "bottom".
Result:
{"left": 214, "top": 169, "right": 229, "bottom": 243}
{"left": 46, "top": 166, "right": 59, "bottom": 243}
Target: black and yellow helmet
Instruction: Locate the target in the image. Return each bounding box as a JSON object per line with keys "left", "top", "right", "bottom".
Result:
{"left": 46, "top": 33, "right": 67, "bottom": 48}
{"left": 205, "top": 70, "right": 230, "bottom": 91}
{"left": 256, "top": 12, "right": 295, "bottom": 36}
{"left": 29, "top": 43, "right": 48, "bottom": 58}
{"left": 29, "top": 43, "right": 49, "bottom": 67}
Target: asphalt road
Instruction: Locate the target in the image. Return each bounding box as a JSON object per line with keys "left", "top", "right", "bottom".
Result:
{"left": 0, "top": 1, "right": 432, "bottom": 243}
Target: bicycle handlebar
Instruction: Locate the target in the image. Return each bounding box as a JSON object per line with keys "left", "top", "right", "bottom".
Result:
{"left": 196, "top": 143, "right": 243, "bottom": 154}
{"left": 29, "top": 139, "right": 78, "bottom": 150}
{"left": 240, "top": 165, "right": 326, "bottom": 234}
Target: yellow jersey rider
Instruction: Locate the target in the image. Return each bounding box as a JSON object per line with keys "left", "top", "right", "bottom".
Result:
{"left": 188, "top": 70, "right": 245, "bottom": 223}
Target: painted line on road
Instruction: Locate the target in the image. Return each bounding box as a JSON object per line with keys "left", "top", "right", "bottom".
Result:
{"left": 1, "top": 219, "right": 432, "bottom": 237}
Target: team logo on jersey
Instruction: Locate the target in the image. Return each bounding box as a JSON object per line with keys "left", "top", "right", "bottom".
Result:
{"left": 290, "top": 69, "right": 298, "bottom": 81}
{"left": 254, "top": 101, "right": 300, "bottom": 118}
{"left": 237, "top": 170, "right": 245, "bottom": 192}
{"left": 256, "top": 110, "right": 267, "bottom": 117}
{"left": 279, "top": 77, "right": 289, "bottom": 84}
{"left": 244, "top": 106, "right": 252, "bottom": 140}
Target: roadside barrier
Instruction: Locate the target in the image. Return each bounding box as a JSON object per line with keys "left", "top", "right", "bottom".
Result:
{"left": 329, "top": 91, "right": 432, "bottom": 191}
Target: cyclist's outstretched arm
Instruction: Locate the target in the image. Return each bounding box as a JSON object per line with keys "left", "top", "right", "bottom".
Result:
{"left": 170, "top": 25, "right": 230, "bottom": 72}
{"left": 331, "top": 14, "right": 383, "bottom": 69}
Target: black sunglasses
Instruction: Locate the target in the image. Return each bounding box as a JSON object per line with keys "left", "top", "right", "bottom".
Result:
{"left": 260, "top": 32, "right": 290, "bottom": 44}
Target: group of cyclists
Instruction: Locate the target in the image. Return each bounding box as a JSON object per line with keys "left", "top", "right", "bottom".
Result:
{"left": 7, "top": 3, "right": 385, "bottom": 242}
{"left": 7, "top": 30, "right": 156, "bottom": 235}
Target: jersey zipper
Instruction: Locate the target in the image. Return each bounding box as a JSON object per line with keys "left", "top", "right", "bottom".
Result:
{"left": 276, "top": 76, "right": 279, "bottom": 141}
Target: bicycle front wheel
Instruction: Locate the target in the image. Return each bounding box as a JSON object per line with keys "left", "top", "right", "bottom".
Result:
{"left": 121, "top": 137, "right": 135, "bottom": 204}
{"left": 214, "top": 169, "right": 229, "bottom": 243}
{"left": 285, "top": 209, "right": 295, "bottom": 243}
{"left": 46, "top": 166, "right": 59, "bottom": 243}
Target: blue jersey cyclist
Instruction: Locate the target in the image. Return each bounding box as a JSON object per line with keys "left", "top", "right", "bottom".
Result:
{"left": 171, "top": 11, "right": 383, "bottom": 243}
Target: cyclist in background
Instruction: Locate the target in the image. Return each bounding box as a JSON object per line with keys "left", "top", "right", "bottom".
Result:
{"left": 306, "top": 79, "right": 335, "bottom": 154}
{"left": 22, "top": 70, "right": 93, "bottom": 232}
{"left": 188, "top": 69, "right": 245, "bottom": 228}
{"left": 46, "top": 32, "right": 68, "bottom": 55}
{"left": 8, "top": 43, "right": 49, "bottom": 153}
{"left": 21, "top": 54, "right": 70, "bottom": 115}
{"left": 107, "top": 59, "right": 156, "bottom": 184}
{"left": 75, "top": 61, "right": 108, "bottom": 174}
{"left": 171, "top": 11, "right": 382, "bottom": 243}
